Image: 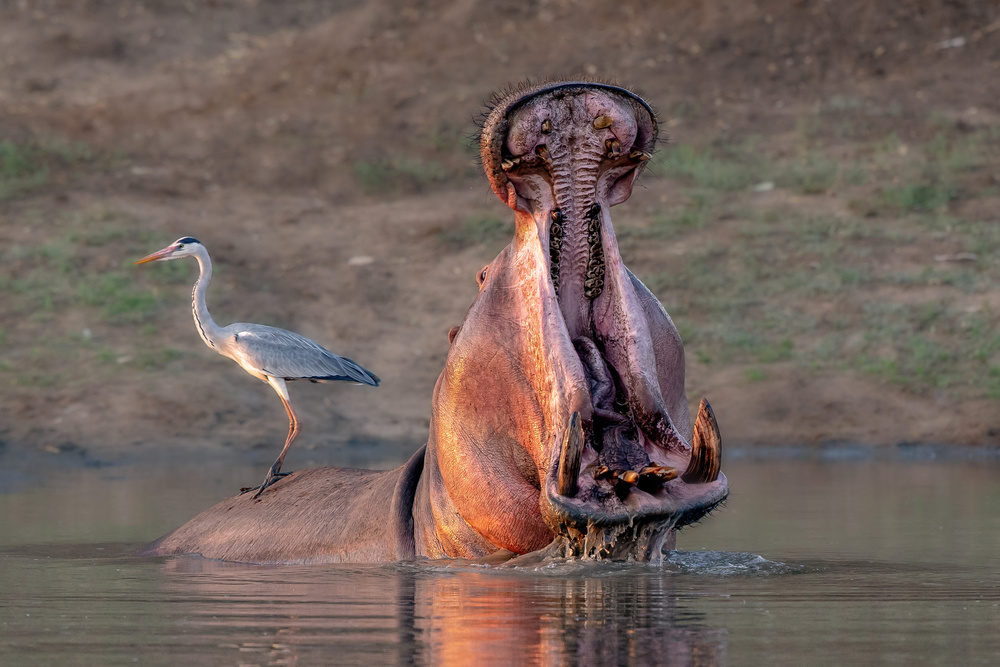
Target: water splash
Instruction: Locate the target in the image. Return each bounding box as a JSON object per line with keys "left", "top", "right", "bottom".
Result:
{"left": 663, "top": 550, "right": 801, "bottom": 576}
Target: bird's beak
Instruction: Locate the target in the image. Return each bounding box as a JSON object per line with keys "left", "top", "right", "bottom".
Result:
{"left": 134, "top": 246, "right": 176, "bottom": 265}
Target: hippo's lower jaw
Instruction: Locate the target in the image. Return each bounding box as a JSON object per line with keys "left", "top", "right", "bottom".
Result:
{"left": 539, "top": 402, "right": 728, "bottom": 560}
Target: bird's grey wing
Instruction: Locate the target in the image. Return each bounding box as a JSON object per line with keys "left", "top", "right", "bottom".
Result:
{"left": 227, "top": 324, "right": 380, "bottom": 386}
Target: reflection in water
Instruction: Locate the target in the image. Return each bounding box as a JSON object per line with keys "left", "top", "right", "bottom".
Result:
{"left": 154, "top": 557, "right": 725, "bottom": 666}
{"left": 2, "top": 457, "right": 1000, "bottom": 664}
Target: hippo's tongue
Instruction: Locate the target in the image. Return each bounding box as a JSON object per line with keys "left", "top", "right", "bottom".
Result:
{"left": 494, "top": 84, "right": 686, "bottom": 455}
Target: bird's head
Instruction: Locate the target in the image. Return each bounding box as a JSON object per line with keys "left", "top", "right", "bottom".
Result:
{"left": 134, "top": 237, "right": 203, "bottom": 264}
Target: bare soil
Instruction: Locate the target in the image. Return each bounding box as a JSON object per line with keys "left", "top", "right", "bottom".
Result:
{"left": 1, "top": 0, "right": 999, "bottom": 467}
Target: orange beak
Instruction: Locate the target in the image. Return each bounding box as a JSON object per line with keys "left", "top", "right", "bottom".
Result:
{"left": 134, "top": 245, "right": 176, "bottom": 265}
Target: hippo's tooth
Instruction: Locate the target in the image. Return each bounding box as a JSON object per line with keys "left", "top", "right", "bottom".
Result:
{"left": 593, "top": 464, "right": 610, "bottom": 479}
{"left": 536, "top": 145, "right": 550, "bottom": 161}
{"left": 637, "top": 465, "right": 678, "bottom": 493}
{"left": 541, "top": 118, "right": 552, "bottom": 134}
{"left": 620, "top": 470, "right": 639, "bottom": 485}
{"left": 593, "top": 115, "right": 614, "bottom": 129}
{"left": 629, "top": 149, "right": 651, "bottom": 161}
{"left": 681, "top": 398, "right": 722, "bottom": 484}
{"left": 640, "top": 465, "right": 678, "bottom": 482}
{"left": 557, "top": 411, "right": 585, "bottom": 497}
{"left": 605, "top": 138, "right": 622, "bottom": 158}
{"left": 501, "top": 157, "right": 520, "bottom": 171}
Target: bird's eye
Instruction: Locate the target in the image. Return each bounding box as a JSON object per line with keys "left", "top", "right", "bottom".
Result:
{"left": 177, "top": 244, "right": 184, "bottom": 249}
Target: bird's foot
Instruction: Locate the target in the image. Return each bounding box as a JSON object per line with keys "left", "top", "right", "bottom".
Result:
{"left": 239, "top": 471, "right": 291, "bottom": 498}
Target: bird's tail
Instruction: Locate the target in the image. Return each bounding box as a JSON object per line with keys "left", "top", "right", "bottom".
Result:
{"left": 340, "top": 357, "right": 380, "bottom": 386}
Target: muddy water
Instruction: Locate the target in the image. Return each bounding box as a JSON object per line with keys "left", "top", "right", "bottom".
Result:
{"left": 2, "top": 453, "right": 999, "bottom": 665}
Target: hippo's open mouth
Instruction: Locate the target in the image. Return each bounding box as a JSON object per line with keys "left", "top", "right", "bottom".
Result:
{"left": 480, "top": 82, "right": 728, "bottom": 558}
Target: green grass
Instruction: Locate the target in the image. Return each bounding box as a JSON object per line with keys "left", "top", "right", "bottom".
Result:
{"left": 77, "top": 275, "right": 160, "bottom": 324}
{"left": 776, "top": 153, "right": 840, "bottom": 194}
{"left": 641, "top": 202, "right": 1000, "bottom": 397}
{"left": 659, "top": 143, "right": 765, "bottom": 191}
{"left": 1, "top": 208, "right": 181, "bottom": 331}
{"left": 131, "top": 347, "right": 184, "bottom": 371}
{"left": 881, "top": 183, "right": 955, "bottom": 211}
{"left": 0, "top": 141, "right": 49, "bottom": 199}
{"left": 0, "top": 138, "right": 94, "bottom": 200}
{"left": 0, "top": 205, "right": 194, "bottom": 389}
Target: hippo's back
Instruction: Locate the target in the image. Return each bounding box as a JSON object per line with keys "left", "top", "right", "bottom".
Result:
{"left": 140, "top": 466, "right": 402, "bottom": 564}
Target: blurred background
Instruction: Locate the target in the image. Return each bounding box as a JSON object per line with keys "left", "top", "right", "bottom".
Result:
{"left": 1, "top": 0, "right": 998, "bottom": 471}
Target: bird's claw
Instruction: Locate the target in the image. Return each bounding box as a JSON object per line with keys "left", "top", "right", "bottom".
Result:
{"left": 239, "top": 471, "right": 291, "bottom": 498}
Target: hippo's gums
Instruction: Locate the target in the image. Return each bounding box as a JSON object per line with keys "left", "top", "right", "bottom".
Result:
{"left": 140, "top": 81, "right": 728, "bottom": 564}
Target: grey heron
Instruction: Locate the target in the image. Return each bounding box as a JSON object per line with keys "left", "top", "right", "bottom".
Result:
{"left": 135, "top": 237, "right": 380, "bottom": 499}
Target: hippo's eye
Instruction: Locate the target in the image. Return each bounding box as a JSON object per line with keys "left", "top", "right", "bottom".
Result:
{"left": 478, "top": 266, "right": 488, "bottom": 287}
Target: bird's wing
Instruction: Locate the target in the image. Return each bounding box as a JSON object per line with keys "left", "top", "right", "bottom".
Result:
{"left": 226, "top": 324, "right": 380, "bottom": 385}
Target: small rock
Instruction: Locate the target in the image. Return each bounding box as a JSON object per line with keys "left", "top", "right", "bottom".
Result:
{"left": 933, "top": 252, "right": 978, "bottom": 262}
{"left": 753, "top": 181, "right": 775, "bottom": 192}
{"left": 937, "top": 36, "right": 966, "bottom": 50}
{"left": 348, "top": 255, "right": 374, "bottom": 266}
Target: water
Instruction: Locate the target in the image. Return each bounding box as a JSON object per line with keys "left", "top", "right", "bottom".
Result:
{"left": 2, "top": 454, "right": 999, "bottom": 665}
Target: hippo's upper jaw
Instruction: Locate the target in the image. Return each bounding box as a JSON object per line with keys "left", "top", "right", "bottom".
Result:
{"left": 478, "top": 82, "right": 728, "bottom": 559}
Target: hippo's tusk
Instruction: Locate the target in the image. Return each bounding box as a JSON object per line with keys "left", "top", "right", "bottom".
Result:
{"left": 681, "top": 398, "right": 722, "bottom": 484}
{"left": 557, "top": 411, "right": 585, "bottom": 496}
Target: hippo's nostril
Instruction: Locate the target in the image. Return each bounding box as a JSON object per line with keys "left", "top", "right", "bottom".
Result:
{"left": 593, "top": 115, "right": 614, "bottom": 129}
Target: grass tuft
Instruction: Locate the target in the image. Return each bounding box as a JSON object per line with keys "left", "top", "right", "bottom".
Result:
{"left": 0, "top": 138, "right": 94, "bottom": 200}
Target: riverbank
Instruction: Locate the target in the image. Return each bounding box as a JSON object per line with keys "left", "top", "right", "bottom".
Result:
{"left": 1, "top": 1, "right": 998, "bottom": 458}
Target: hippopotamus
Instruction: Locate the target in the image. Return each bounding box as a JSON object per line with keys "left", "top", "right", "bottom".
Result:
{"left": 140, "top": 81, "right": 728, "bottom": 564}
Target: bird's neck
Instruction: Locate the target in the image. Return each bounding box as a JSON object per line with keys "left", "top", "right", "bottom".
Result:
{"left": 192, "top": 249, "right": 224, "bottom": 349}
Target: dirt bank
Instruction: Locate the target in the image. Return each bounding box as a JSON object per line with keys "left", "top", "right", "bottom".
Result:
{"left": 1, "top": 0, "right": 998, "bottom": 465}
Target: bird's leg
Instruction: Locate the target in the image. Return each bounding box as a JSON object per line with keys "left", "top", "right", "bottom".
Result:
{"left": 243, "top": 379, "right": 300, "bottom": 499}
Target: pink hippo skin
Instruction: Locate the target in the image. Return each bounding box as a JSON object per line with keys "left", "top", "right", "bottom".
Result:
{"left": 140, "top": 81, "right": 727, "bottom": 564}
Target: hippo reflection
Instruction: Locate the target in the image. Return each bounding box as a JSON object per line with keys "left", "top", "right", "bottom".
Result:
{"left": 155, "top": 558, "right": 725, "bottom": 665}
{"left": 141, "top": 81, "right": 728, "bottom": 564}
